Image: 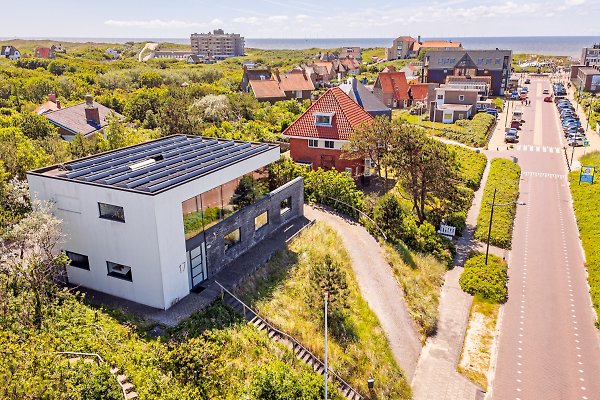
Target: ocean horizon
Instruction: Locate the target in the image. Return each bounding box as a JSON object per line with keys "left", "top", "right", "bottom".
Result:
{"left": 2, "top": 36, "right": 599, "bottom": 59}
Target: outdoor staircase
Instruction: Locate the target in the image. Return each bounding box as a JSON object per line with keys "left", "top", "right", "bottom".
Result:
{"left": 216, "top": 282, "right": 365, "bottom": 400}
{"left": 58, "top": 352, "right": 138, "bottom": 400}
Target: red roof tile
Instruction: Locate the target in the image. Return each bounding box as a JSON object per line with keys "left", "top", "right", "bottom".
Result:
{"left": 408, "top": 83, "right": 430, "bottom": 101}
{"left": 249, "top": 80, "right": 286, "bottom": 99}
{"left": 282, "top": 87, "right": 373, "bottom": 140}
{"left": 276, "top": 70, "right": 315, "bottom": 92}
{"left": 376, "top": 71, "right": 410, "bottom": 102}
{"left": 34, "top": 100, "right": 61, "bottom": 115}
{"left": 413, "top": 40, "right": 461, "bottom": 52}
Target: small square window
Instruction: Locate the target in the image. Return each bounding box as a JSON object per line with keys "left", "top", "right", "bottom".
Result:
{"left": 459, "top": 95, "right": 465, "bottom": 101}
{"left": 107, "top": 261, "right": 132, "bottom": 281}
{"left": 437, "top": 94, "right": 443, "bottom": 100}
{"left": 66, "top": 251, "right": 90, "bottom": 270}
{"left": 255, "top": 211, "right": 268, "bottom": 231}
{"left": 324, "top": 140, "right": 334, "bottom": 149}
{"left": 314, "top": 113, "right": 333, "bottom": 126}
{"left": 280, "top": 197, "right": 291, "bottom": 215}
{"left": 224, "top": 228, "right": 241, "bottom": 250}
{"left": 344, "top": 167, "right": 353, "bottom": 174}
{"left": 308, "top": 139, "right": 318, "bottom": 148}
{"left": 98, "top": 202, "right": 125, "bottom": 222}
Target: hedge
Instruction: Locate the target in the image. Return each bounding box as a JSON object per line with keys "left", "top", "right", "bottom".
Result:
{"left": 569, "top": 151, "right": 600, "bottom": 327}
{"left": 438, "top": 113, "right": 496, "bottom": 148}
{"left": 474, "top": 158, "right": 521, "bottom": 249}
{"left": 451, "top": 145, "right": 487, "bottom": 191}
{"left": 459, "top": 252, "right": 508, "bottom": 303}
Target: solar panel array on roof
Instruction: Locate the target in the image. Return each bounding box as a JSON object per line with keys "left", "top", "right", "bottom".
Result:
{"left": 57, "top": 135, "right": 274, "bottom": 193}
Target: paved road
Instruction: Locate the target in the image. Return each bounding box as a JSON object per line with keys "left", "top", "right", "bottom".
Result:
{"left": 304, "top": 206, "right": 422, "bottom": 380}
{"left": 489, "top": 76, "right": 600, "bottom": 399}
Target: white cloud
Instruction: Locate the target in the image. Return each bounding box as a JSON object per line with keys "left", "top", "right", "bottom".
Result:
{"left": 104, "top": 19, "right": 204, "bottom": 29}
{"left": 268, "top": 15, "right": 289, "bottom": 22}
{"left": 232, "top": 16, "right": 259, "bottom": 24}
{"left": 565, "top": 0, "right": 586, "bottom": 5}
{"left": 210, "top": 18, "right": 224, "bottom": 25}
{"left": 296, "top": 14, "right": 310, "bottom": 22}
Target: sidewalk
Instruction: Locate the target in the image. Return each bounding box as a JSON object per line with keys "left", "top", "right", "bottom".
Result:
{"left": 411, "top": 158, "right": 504, "bottom": 400}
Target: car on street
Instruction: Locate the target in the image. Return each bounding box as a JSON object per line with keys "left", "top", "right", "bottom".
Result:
{"left": 544, "top": 96, "right": 552, "bottom": 102}
{"left": 505, "top": 129, "right": 518, "bottom": 143}
{"left": 525, "top": 79, "right": 531, "bottom": 84}
{"left": 543, "top": 89, "right": 549, "bottom": 94}
{"left": 568, "top": 136, "right": 585, "bottom": 147}
{"left": 486, "top": 108, "right": 498, "bottom": 117}
{"left": 562, "top": 118, "right": 579, "bottom": 125}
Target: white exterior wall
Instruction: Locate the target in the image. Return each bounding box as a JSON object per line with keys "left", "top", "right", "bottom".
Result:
{"left": 26, "top": 146, "right": 279, "bottom": 310}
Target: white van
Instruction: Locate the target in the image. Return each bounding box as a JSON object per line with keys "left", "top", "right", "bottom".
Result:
{"left": 512, "top": 108, "right": 524, "bottom": 123}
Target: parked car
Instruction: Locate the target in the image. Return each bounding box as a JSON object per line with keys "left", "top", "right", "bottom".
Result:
{"left": 486, "top": 108, "right": 498, "bottom": 117}
{"left": 568, "top": 136, "right": 585, "bottom": 147}
{"left": 524, "top": 79, "right": 531, "bottom": 84}
{"left": 505, "top": 130, "right": 518, "bottom": 143}
{"left": 544, "top": 96, "right": 552, "bottom": 102}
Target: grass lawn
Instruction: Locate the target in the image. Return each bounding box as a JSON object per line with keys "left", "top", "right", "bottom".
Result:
{"left": 235, "top": 221, "right": 412, "bottom": 399}
{"left": 569, "top": 151, "right": 600, "bottom": 327}
{"left": 458, "top": 297, "right": 500, "bottom": 390}
{"left": 450, "top": 145, "right": 488, "bottom": 191}
{"left": 474, "top": 158, "right": 521, "bottom": 249}
{"left": 382, "top": 241, "right": 447, "bottom": 342}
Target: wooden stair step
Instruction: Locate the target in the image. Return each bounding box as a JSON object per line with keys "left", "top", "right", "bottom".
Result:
{"left": 110, "top": 367, "right": 119, "bottom": 375}
{"left": 122, "top": 382, "right": 134, "bottom": 392}
{"left": 125, "top": 391, "right": 138, "bottom": 400}
{"left": 117, "top": 374, "right": 128, "bottom": 384}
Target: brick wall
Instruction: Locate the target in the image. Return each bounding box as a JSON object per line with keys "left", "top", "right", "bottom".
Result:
{"left": 185, "top": 177, "right": 304, "bottom": 278}
{"left": 289, "top": 138, "right": 364, "bottom": 176}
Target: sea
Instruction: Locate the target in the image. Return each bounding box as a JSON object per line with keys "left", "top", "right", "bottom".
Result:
{"left": 5, "top": 36, "right": 600, "bottom": 60}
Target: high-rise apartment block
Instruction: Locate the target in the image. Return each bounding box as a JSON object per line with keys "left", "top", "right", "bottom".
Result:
{"left": 190, "top": 29, "right": 245, "bottom": 59}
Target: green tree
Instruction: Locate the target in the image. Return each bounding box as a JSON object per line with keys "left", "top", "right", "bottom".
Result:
{"left": 0, "top": 127, "right": 50, "bottom": 179}
{"left": 105, "top": 114, "right": 126, "bottom": 150}
{"left": 12, "top": 112, "right": 58, "bottom": 140}
{"left": 308, "top": 254, "right": 349, "bottom": 317}
{"left": 231, "top": 175, "right": 265, "bottom": 209}
{"left": 139, "top": 71, "right": 164, "bottom": 88}
{"left": 195, "top": 94, "right": 231, "bottom": 123}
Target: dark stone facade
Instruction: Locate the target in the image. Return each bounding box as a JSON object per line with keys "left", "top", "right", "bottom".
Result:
{"left": 185, "top": 177, "right": 304, "bottom": 280}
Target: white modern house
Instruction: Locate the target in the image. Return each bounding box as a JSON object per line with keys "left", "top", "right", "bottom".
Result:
{"left": 27, "top": 135, "right": 304, "bottom": 309}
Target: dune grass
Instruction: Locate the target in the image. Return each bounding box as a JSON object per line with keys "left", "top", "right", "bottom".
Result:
{"left": 382, "top": 241, "right": 447, "bottom": 342}
{"left": 569, "top": 151, "right": 600, "bottom": 327}
{"left": 474, "top": 158, "right": 521, "bottom": 249}
{"left": 235, "top": 221, "right": 412, "bottom": 399}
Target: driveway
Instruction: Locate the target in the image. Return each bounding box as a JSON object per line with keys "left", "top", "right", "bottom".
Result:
{"left": 304, "top": 206, "right": 422, "bottom": 380}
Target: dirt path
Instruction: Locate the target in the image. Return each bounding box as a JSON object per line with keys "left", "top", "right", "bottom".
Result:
{"left": 304, "top": 206, "right": 421, "bottom": 380}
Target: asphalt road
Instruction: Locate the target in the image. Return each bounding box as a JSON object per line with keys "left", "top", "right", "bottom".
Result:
{"left": 490, "top": 76, "right": 600, "bottom": 399}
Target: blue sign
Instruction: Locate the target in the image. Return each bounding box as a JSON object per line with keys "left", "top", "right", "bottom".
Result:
{"left": 580, "top": 166, "right": 595, "bottom": 184}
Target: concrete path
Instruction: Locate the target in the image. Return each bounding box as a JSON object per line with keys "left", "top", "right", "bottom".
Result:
{"left": 411, "top": 157, "right": 500, "bottom": 400}
{"left": 304, "top": 206, "right": 422, "bottom": 380}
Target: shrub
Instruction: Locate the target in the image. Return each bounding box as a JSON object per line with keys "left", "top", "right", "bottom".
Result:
{"left": 451, "top": 145, "right": 487, "bottom": 190}
{"left": 459, "top": 252, "right": 508, "bottom": 303}
{"left": 247, "top": 360, "right": 324, "bottom": 399}
{"left": 474, "top": 158, "right": 521, "bottom": 249}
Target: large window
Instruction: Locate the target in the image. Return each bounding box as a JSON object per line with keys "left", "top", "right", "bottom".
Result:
{"left": 98, "top": 203, "right": 125, "bottom": 222}
{"left": 106, "top": 261, "right": 132, "bottom": 281}
{"left": 308, "top": 139, "right": 318, "bottom": 148}
{"left": 324, "top": 140, "right": 334, "bottom": 149}
{"left": 66, "top": 251, "right": 90, "bottom": 270}
{"left": 224, "top": 228, "right": 241, "bottom": 250}
{"left": 255, "top": 211, "right": 268, "bottom": 231}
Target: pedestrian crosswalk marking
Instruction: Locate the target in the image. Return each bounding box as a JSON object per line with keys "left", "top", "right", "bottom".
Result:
{"left": 522, "top": 171, "right": 566, "bottom": 180}
{"left": 515, "top": 145, "right": 562, "bottom": 154}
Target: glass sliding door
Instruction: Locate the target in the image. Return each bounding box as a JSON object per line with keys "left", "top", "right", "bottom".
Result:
{"left": 189, "top": 242, "right": 207, "bottom": 288}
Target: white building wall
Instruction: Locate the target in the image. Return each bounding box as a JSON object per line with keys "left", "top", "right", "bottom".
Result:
{"left": 27, "top": 174, "right": 166, "bottom": 309}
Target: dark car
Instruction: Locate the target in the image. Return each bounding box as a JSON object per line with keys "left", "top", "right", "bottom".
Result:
{"left": 525, "top": 79, "right": 531, "bottom": 84}
{"left": 544, "top": 96, "right": 553, "bottom": 102}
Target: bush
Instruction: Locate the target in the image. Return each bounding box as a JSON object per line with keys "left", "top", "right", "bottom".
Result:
{"left": 459, "top": 252, "right": 508, "bottom": 303}
{"left": 451, "top": 145, "right": 487, "bottom": 190}
{"left": 474, "top": 158, "right": 521, "bottom": 249}
{"left": 248, "top": 360, "right": 324, "bottom": 399}
{"left": 436, "top": 113, "right": 496, "bottom": 147}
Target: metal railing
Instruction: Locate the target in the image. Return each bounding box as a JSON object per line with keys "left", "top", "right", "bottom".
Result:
{"left": 215, "top": 281, "right": 364, "bottom": 399}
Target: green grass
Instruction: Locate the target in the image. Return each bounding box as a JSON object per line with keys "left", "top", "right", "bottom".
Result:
{"left": 569, "top": 151, "right": 600, "bottom": 328}
{"left": 474, "top": 158, "right": 521, "bottom": 249}
{"left": 235, "top": 221, "right": 412, "bottom": 399}
{"left": 382, "top": 241, "right": 447, "bottom": 342}
{"left": 450, "top": 145, "right": 487, "bottom": 191}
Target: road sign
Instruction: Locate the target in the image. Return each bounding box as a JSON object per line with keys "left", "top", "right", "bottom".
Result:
{"left": 580, "top": 165, "right": 595, "bottom": 184}
{"left": 438, "top": 224, "right": 456, "bottom": 240}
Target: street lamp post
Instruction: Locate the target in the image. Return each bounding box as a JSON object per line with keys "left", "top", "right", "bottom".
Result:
{"left": 324, "top": 292, "right": 329, "bottom": 400}
{"left": 485, "top": 188, "right": 526, "bottom": 265}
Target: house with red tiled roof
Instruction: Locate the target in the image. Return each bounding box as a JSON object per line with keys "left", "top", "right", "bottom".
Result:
{"left": 35, "top": 47, "right": 55, "bottom": 59}
{"left": 373, "top": 70, "right": 411, "bottom": 109}
{"left": 34, "top": 93, "right": 62, "bottom": 115}
{"left": 385, "top": 35, "right": 462, "bottom": 60}
{"left": 282, "top": 87, "right": 373, "bottom": 177}
{"left": 408, "top": 83, "right": 438, "bottom": 110}
{"left": 248, "top": 80, "right": 287, "bottom": 103}
{"left": 247, "top": 67, "right": 314, "bottom": 103}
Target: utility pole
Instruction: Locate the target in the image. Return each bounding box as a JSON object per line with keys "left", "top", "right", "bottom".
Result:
{"left": 485, "top": 188, "right": 497, "bottom": 265}
{"left": 324, "top": 292, "right": 328, "bottom": 400}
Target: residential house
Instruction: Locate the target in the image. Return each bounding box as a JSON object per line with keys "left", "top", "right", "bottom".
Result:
{"left": 35, "top": 47, "right": 55, "bottom": 59}
{"left": 339, "top": 47, "right": 361, "bottom": 60}
{"left": 314, "top": 61, "right": 336, "bottom": 81}
{"left": 248, "top": 80, "right": 287, "bottom": 103}
{"left": 399, "top": 63, "right": 422, "bottom": 83}
{"left": 576, "top": 66, "right": 600, "bottom": 93}
{"left": 445, "top": 75, "right": 491, "bottom": 98}
{"left": 385, "top": 35, "right": 461, "bottom": 60}
{"left": 249, "top": 68, "right": 314, "bottom": 103}
{"left": 27, "top": 134, "right": 303, "bottom": 309}
{"left": 105, "top": 48, "right": 120, "bottom": 59}
{"left": 408, "top": 83, "right": 437, "bottom": 110}
{"left": 373, "top": 69, "right": 410, "bottom": 109}
{"left": 430, "top": 87, "right": 479, "bottom": 123}
{"left": 52, "top": 44, "right": 67, "bottom": 53}
{"left": 187, "top": 54, "right": 204, "bottom": 64}
{"left": 0, "top": 45, "right": 21, "bottom": 60}
{"left": 339, "top": 57, "right": 360, "bottom": 75}
{"left": 43, "top": 94, "right": 124, "bottom": 141}
{"left": 242, "top": 65, "right": 272, "bottom": 92}
{"left": 34, "top": 93, "right": 62, "bottom": 115}
{"left": 423, "top": 49, "right": 512, "bottom": 96}
{"left": 339, "top": 77, "right": 391, "bottom": 118}
{"left": 282, "top": 87, "right": 373, "bottom": 177}
{"left": 580, "top": 44, "right": 600, "bottom": 67}
{"left": 314, "top": 52, "right": 338, "bottom": 62}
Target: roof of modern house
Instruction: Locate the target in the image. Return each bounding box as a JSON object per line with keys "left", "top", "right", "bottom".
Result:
{"left": 243, "top": 66, "right": 271, "bottom": 80}
{"left": 29, "top": 135, "right": 278, "bottom": 194}
{"left": 436, "top": 104, "right": 472, "bottom": 111}
{"left": 376, "top": 71, "right": 410, "bottom": 101}
{"left": 35, "top": 47, "right": 53, "bottom": 58}
{"left": 314, "top": 61, "right": 334, "bottom": 75}
{"left": 425, "top": 49, "right": 512, "bottom": 71}
{"left": 413, "top": 40, "right": 462, "bottom": 52}
{"left": 249, "top": 79, "right": 286, "bottom": 99}
{"left": 1, "top": 45, "right": 19, "bottom": 55}
{"left": 44, "top": 101, "right": 124, "bottom": 136}
{"left": 578, "top": 67, "right": 600, "bottom": 75}
{"left": 396, "top": 36, "right": 417, "bottom": 42}
{"left": 339, "top": 78, "right": 390, "bottom": 114}
{"left": 282, "top": 87, "right": 373, "bottom": 140}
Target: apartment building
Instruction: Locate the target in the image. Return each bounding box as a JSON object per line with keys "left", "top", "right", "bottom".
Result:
{"left": 580, "top": 44, "right": 600, "bottom": 66}
{"left": 190, "top": 29, "right": 245, "bottom": 59}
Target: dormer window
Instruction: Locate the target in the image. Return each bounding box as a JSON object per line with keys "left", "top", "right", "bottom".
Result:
{"left": 314, "top": 112, "right": 334, "bottom": 126}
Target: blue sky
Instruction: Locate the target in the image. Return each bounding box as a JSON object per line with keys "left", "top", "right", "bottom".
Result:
{"left": 1, "top": 0, "right": 598, "bottom": 38}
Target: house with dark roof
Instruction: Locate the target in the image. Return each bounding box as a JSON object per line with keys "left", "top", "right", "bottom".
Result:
{"left": 27, "top": 134, "right": 304, "bottom": 310}
{"left": 423, "top": 49, "right": 512, "bottom": 96}
{"left": 282, "top": 87, "right": 373, "bottom": 177}
{"left": 339, "top": 77, "right": 391, "bottom": 118}
{"left": 43, "top": 94, "right": 124, "bottom": 140}
{"left": 0, "top": 45, "right": 21, "bottom": 60}
{"left": 373, "top": 69, "right": 411, "bottom": 109}
{"left": 35, "top": 47, "right": 55, "bottom": 59}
